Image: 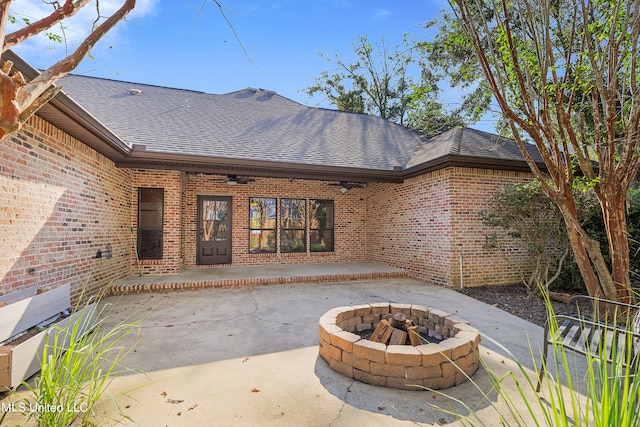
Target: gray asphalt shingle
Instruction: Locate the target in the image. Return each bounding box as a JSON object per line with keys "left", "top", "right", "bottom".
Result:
{"left": 406, "top": 127, "right": 544, "bottom": 168}
{"left": 58, "top": 75, "right": 424, "bottom": 171}
{"left": 57, "top": 75, "right": 541, "bottom": 173}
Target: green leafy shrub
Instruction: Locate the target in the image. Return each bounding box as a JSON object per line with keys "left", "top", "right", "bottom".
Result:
{"left": 480, "top": 181, "right": 577, "bottom": 294}
{"left": 482, "top": 181, "right": 640, "bottom": 294}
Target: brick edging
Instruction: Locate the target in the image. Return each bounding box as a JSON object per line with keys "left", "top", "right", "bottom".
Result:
{"left": 109, "top": 270, "right": 407, "bottom": 295}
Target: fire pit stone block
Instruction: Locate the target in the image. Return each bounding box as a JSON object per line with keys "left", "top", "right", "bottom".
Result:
{"left": 455, "top": 329, "right": 482, "bottom": 347}
{"left": 440, "top": 338, "right": 473, "bottom": 359}
{"left": 389, "top": 303, "right": 412, "bottom": 316}
{"left": 428, "top": 309, "right": 451, "bottom": 323}
{"left": 410, "top": 305, "right": 429, "bottom": 317}
{"left": 424, "top": 376, "right": 455, "bottom": 390}
{"left": 406, "top": 364, "right": 443, "bottom": 380}
{"left": 353, "top": 369, "right": 387, "bottom": 387}
{"left": 353, "top": 340, "right": 386, "bottom": 363}
{"left": 370, "top": 302, "right": 390, "bottom": 315}
{"left": 417, "top": 343, "right": 451, "bottom": 366}
{"left": 445, "top": 315, "right": 470, "bottom": 329}
{"left": 318, "top": 323, "right": 342, "bottom": 343}
{"left": 329, "top": 358, "right": 353, "bottom": 378}
{"left": 330, "top": 330, "right": 361, "bottom": 352}
{"left": 385, "top": 345, "right": 423, "bottom": 366}
{"left": 369, "top": 362, "right": 406, "bottom": 377}
{"left": 351, "top": 304, "right": 372, "bottom": 317}
{"left": 319, "top": 340, "right": 342, "bottom": 361}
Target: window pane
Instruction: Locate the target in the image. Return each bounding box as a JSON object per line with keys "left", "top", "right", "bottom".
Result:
{"left": 249, "top": 197, "right": 276, "bottom": 229}
{"left": 310, "top": 230, "right": 334, "bottom": 252}
{"left": 138, "top": 230, "right": 163, "bottom": 259}
{"left": 310, "top": 200, "right": 333, "bottom": 252}
{"left": 138, "top": 188, "right": 163, "bottom": 259}
{"left": 280, "top": 199, "right": 306, "bottom": 252}
{"left": 249, "top": 230, "right": 276, "bottom": 253}
{"left": 280, "top": 199, "right": 305, "bottom": 229}
{"left": 202, "top": 200, "right": 228, "bottom": 241}
{"left": 280, "top": 230, "right": 306, "bottom": 253}
{"left": 310, "top": 200, "right": 334, "bottom": 229}
{"left": 249, "top": 197, "right": 276, "bottom": 253}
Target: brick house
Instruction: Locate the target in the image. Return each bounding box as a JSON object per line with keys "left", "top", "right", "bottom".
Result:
{"left": 0, "top": 51, "right": 544, "bottom": 301}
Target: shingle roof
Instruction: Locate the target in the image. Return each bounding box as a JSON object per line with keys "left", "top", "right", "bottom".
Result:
{"left": 406, "top": 127, "right": 544, "bottom": 169}
{"left": 58, "top": 74, "right": 424, "bottom": 171}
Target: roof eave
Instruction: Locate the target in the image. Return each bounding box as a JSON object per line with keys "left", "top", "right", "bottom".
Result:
{"left": 3, "top": 50, "right": 132, "bottom": 161}
{"left": 120, "top": 148, "right": 405, "bottom": 183}
{"left": 402, "top": 154, "right": 545, "bottom": 179}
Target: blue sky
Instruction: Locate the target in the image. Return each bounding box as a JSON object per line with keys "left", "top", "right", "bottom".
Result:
{"left": 9, "top": 1, "right": 493, "bottom": 128}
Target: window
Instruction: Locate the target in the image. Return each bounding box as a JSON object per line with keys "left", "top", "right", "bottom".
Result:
{"left": 249, "top": 197, "right": 277, "bottom": 253}
{"left": 280, "top": 199, "right": 306, "bottom": 252}
{"left": 137, "top": 188, "right": 164, "bottom": 259}
{"left": 310, "top": 199, "right": 334, "bottom": 252}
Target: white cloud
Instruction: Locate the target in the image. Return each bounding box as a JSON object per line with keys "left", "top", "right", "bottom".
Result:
{"left": 7, "top": 0, "right": 158, "bottom": 62}
{"left": 371, "top": 8, "right": 391, "bottom": 21}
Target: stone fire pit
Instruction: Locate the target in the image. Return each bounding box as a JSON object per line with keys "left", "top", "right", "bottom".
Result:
{"left": 318, "top": 303, "right": 481, "bottom": 390}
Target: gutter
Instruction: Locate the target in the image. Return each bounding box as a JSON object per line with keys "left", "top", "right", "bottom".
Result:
{"left": 402, "top": 154, "right": 547, "bottom": 179}
{"left": 122, "top": 147, "right": 405, "bottom": 183}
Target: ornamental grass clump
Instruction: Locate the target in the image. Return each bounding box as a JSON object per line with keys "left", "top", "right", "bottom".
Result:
{"left": 428, "top": 289, "right": 640, "bottom": 426}
{"left": 11, "top": 294, "right": 142, "bottom": 427}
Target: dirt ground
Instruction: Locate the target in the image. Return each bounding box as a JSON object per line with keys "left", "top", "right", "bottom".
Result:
{"left": 458, "top": 283, "right": 579, "bottom": 327}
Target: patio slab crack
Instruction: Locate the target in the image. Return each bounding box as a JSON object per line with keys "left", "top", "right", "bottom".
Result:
{"left": 329, "top": 380, "right": 354, "bottom": 426}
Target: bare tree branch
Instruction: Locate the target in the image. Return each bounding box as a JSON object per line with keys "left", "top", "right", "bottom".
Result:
{"left": 3, "top": 0, "right": 93, "bottom": 52}
{"left": 0, "top": 0, "right": 12, "bottom": 52}
{"left": 0, "top": 0, "right": 136, "bottom": 140}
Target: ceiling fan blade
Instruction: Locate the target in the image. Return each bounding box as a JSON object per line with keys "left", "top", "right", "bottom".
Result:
{"left": 328, "top": 181, "right": 364, "bottom": 189}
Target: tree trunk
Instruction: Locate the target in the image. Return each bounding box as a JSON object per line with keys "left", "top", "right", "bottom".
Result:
{"left": 600, "top": 189, "right": 634, "bottom": 304}
{"left": 555, "top": 191, "right": 619, "bottom": 301}
{"left": 564, "top": 218, "right": 606, "bottom": 299}
{"left": 0, "top": 71, "right": 20, "bottom": 139}
{"left": 449, "top": 0, "right": 638, "bottom": 306}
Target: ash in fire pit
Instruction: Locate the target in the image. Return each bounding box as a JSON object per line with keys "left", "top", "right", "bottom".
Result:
{"left": 318, "top": 303, "right": 481, "bottom": 390}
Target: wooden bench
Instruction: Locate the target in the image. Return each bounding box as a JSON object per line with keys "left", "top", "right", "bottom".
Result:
{"left": 536, "top": 295, "right": 640, "bottom": 392}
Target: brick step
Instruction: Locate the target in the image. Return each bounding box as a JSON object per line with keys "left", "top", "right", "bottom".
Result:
{"left": 109, "top": 270, "right": 408, "bottom": 295}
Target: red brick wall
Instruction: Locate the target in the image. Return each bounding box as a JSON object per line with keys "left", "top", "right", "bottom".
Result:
{"left": 130, "top": 171, "right": 367, "bottom": 271}
{"left": 366, "top": 169, "right": 454, "bottom": 286}
{"left": 366, "top": 167, "right": 534, "bottom": 288}
{"left": 0, "top": 117, "right": 132, "bottom": 302}
{"left": 449, "top": 167, "right": 534, "bottom": 288}
{"left": 1, "top": 114, "right": 538, "bottom": 295}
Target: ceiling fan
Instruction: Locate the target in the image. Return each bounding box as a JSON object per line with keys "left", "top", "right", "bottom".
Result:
{"left": 204, "top": 174, "right": 256, "bottom": 185}
{"left": 224, "top": 175, "right": 255, "bottom": 185}
{"left": 328, "top": 181, "right": 365, "bottom": 193}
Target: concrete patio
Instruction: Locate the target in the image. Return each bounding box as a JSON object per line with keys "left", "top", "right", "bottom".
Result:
{"left": 91, "top": 274, "right": 588, "bottom": 426}
{"left": 1, "top": 269, "right": 590, "bottom": 426}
